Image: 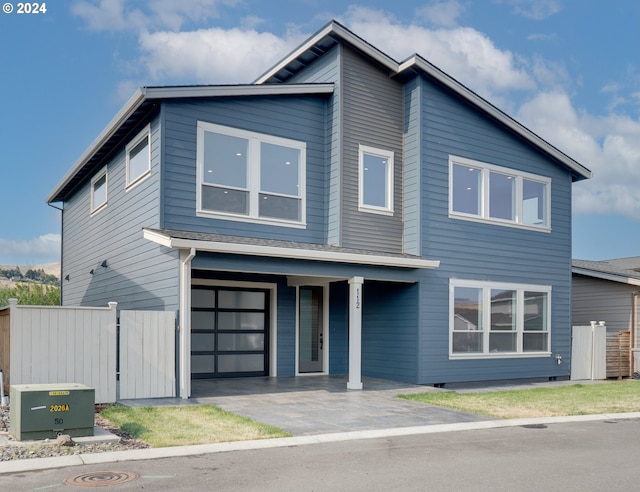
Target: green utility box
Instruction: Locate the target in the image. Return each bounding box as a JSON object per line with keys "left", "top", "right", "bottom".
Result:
{"left": 9, "top": 383, "right": 95, "bottom": 441}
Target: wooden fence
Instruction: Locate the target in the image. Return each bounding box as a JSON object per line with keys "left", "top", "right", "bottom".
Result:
{"left": 0, "top": 300, "right": 176, "bottom": 403}
{"left": 606, "top": 330, "right": 631, "bottom": 379}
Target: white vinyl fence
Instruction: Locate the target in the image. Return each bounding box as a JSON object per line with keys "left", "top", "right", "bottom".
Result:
{"left": 5, "top": 299, "right": 117, "bottom": 403}
{"left": 119, "top": 310, "right": 176, "bottom": 400}
{"left": 1, "top": 299, "right": 176, "bottom": 403}
{"left": 571, "top": 323, "right": 607, "bottom": 380}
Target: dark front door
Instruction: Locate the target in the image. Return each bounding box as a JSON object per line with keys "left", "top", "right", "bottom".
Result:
{"left": 191, "top": 286, "right": 269, "bottom": 378}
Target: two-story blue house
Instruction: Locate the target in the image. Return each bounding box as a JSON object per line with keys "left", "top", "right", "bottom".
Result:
{"left": 46, "top": 21, "right": 591, "bottom": 398}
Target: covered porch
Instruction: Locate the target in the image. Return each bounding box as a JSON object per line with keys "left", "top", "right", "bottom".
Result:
{"left": 143, "top": 228, "right": 440, "bottom": 399}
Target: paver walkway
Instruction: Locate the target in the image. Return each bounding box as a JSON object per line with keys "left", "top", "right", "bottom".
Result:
{"left": 121, "top": 376, "right": 488, "bottom": 435}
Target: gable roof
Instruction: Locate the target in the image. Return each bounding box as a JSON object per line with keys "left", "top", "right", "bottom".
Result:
{"left": 572, "top": 257, "right": 640, "bottom": 286}
{"left": 46, "top": 83, "right": 334, "bottom": 203}
{"left": 256, "top": 20, "right": 592, "bottom": 182}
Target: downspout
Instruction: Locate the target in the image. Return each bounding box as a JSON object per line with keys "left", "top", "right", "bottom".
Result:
{"left": 179, "top": 248, "right": 196, "bottom": 399}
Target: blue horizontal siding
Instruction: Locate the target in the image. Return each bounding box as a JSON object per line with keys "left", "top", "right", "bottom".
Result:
{"left": 413, "top": 75, "right": 573, "bottom": 384}
{"left": 160, "top": 96, "right": 329, "bottom": 244}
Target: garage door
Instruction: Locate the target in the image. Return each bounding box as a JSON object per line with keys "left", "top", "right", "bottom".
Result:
{"left": 191, "top": 287, "right": 269, "bottom": 378}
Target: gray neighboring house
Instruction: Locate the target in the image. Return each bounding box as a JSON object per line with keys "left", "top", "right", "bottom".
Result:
{"left": 572, "top": 257, "right": 640, "bottom": 372}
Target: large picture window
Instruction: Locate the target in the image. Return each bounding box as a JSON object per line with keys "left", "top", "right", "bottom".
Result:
{"left": 359, "top": 145, "right": 394, "bottom": 215}
{"left": 450, "top": 279, "right": 550, "bottom": 358}
{"left": 449, "top": 156, "right": 550, "bottom": 230}
{"left": 197, "top": 122, "right": 306, "bottom": 226}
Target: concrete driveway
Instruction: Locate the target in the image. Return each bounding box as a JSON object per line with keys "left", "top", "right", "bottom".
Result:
{"left": 121, "top": 376, "right": 488, "bottom": 435}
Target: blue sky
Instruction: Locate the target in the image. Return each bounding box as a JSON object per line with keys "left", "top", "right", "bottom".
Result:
{"left": 0, "top": 0, "right": 638, "bottom": 265}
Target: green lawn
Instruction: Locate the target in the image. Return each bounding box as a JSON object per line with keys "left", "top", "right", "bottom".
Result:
{"left": 399, "top": 381, "right": 640, "bottom": 419}
{"left": 99, "top": 404, "right": 290, "bottom": 447}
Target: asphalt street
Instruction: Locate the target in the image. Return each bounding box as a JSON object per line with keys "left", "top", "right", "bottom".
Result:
{"left": 2, "top": 418, "right": 639, "bottom": 491}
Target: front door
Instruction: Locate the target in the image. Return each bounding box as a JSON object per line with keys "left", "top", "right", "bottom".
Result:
{"left": 298, "top": 286, "right": 324, "bottom": 373}
{"left": 191, "top": 286, "right": 269, "bottom": 378}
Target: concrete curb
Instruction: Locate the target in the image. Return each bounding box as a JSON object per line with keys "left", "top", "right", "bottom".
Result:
{"left": 1, "top": 412, "right": 639, "bottom": 475}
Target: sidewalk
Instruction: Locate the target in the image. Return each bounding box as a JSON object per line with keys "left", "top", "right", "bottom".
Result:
{"left": 2, "top": 377, "right": 638, "bottom": 474}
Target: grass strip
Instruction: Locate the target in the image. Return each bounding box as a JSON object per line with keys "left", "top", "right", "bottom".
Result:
{"left": 100, "top": 404, "right": 291, "bottom": 447}
{"left": 399, "top": 381, "right": 640, "bottom": 419}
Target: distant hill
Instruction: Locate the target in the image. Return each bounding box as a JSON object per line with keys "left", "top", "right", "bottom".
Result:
{"left": 0, "top": 263, "right": 61, "bottom": 288}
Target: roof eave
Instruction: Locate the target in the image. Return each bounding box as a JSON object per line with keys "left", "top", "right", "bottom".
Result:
{"left": 572, "top": 267, "right": 640, "bottom": 286}
{"left": 143, "top": 229, "right": 440, "bottom": 270}
{"left": 254, "top": 20, "right": 399, "bottom": 85}
{"left": 46, "top": 88, "right": 147, "bottom": 204}
{"left": 399, "top": 56, "right": 592, "bottom": 181}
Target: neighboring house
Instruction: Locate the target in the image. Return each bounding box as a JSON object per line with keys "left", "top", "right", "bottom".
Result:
{"left": 46, "top": 21, "right": 591, "bottom": 398}
{"left": 572, "top": 257, "right": 640, "bottom": 367}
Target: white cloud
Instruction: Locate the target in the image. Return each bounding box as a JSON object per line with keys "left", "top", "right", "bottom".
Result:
{"left": 499, "top": 0, "right": 563, "bottom": 20}
{"left": 341, "top": 6, "right": 535, "bottom": 104}
{"left": 517, "top": 92, "right": 640, "bottom": 218}
{"left": 0, "top": 234, "right": 61, "bottom": 265}
{"left": 416, "top": 0, "right": 465, "bottom": 27}
{"left": 138, "top": 27, "right": 304, "bottom": 84}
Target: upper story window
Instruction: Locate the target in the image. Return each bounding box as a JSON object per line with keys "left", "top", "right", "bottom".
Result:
{"left": 449, "top": 155, "right": 550, "bottom": 230}
{"left": 90, "top": 167, "right": 108, "bottom": 214}
{"left": 359, "top": 145, "right": 394, "bottom": 215}
{"left": 197, "top": 122, "right": 306, "bottom": 227}
{"left": 126, "top": 124, "right": 151, "bottom": 189}
{"left": 450, "top": 279, "right": 551, "bottom": 359}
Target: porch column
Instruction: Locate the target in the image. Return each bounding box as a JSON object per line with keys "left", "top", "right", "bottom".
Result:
{"left": 179, "top": 248, "right": 196, "bottom": 399}
{"left": 347, "top": 276, "right": 364, "bottom": 390}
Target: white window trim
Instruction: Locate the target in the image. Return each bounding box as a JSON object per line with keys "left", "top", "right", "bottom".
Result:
{"left": 358, "top": 144, "right": 394, "bottom": 216}
{"left": 196, "top": 121, "right": 307, "bottom": 228}
{"left": 90, "top": 166, "right": 108, "bottom": 215}
{"left": 448, "top": 155, "right": 551, "bottom": 231}
{"left": 449, "top": 278, "right": 552, "bottom": 359}
{"left": 125, "top": 124, "right": 151, "bottom": 190}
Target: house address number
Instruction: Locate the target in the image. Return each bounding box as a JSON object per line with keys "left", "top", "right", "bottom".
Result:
{"left": 49, "top": 404, "right": 70, "bottom": 412}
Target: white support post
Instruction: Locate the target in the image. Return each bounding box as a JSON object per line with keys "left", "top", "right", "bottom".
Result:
{"left": 179, "top": 248, "right": 196, "bottom": 399}
{"left": 347, "top": 276, "right": 364, "bottom": 390}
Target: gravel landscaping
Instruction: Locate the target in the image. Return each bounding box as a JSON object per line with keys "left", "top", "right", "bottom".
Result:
{"left": 0, "top": 404, "right": 149, "bottom": 461}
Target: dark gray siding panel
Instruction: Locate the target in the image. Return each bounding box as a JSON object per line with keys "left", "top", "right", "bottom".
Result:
{"left": 572, "top": 275, "right": 636, "bottom": 332}
{"left": 61, "top": 115, "right": 180, "bottom": 310}
{"left": 415, "top": 76, "right": 574, "bottom": 384}
{"left": 329, "top": 282, "right": 348, "bottom": 374}
{"left": 161, "top": 96, "right": 328, "bottom": 244}
{"left": 362, "top": 282, "right": 418, "bottom": 382}
{"left": 341, "top": 47, "right": 404, "bottom": 252}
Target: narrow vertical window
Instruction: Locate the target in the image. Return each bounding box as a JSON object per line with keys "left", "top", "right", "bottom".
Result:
{"left": 359, "top": 145, "right": 394, "bottom": 214}
{"left": 453, "top": 286, "right": 483, "bottom": 353}
{"left": 91, "top": 168, "right": 108, "bottom": 213}
{"left": 126, "top": 125, "right": 151, "bottom": 188}
{"left": 452, "top": 164, "right": 482, "bottom": 215}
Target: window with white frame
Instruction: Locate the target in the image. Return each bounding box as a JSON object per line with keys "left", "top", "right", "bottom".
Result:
{"left": 90, "top": 167, "right": 108, "bottom": 213}
{"left": 197, "top": 121, "right": 306, "bottom": 226}
{"left": 126, "top": 124, "right": 151, "bottom": 188}
{"left": 359, "top": 145, "right": 394, "bottom": 214}
{"left": 449, "top": 156, "right": 550, "bottom": 229}
{"left": 450, "top": 279, "right": 550, "bottom": 358}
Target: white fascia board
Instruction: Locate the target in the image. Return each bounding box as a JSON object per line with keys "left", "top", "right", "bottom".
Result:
{"left": 254, "top": 22, "right": 399, "bottom": 85}
{"left": 400, "top": 56, "right": 592, "bottom": 181}
{"left": 572, "top": 267, "right": 640, "bottom": 287}
{"left": 46, "top": 88, "right": 147, "bottom": 203}
{"left": 143, "top": 229, "right": 439, "bottom": 270}
{"left": 143, "top": 84, "right": 334, "bottom": 99}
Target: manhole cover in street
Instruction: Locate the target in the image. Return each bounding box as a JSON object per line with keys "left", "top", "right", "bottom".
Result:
{"left": 64, "top": 471, "right": 140, "bottom": 487}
